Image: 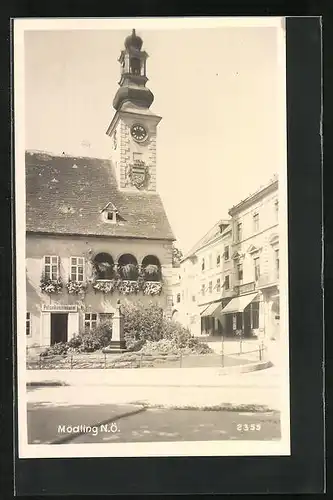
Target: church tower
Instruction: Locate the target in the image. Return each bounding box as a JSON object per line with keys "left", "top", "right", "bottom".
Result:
{"left": 106, "top": 29, "right": 161, "bottom": 192}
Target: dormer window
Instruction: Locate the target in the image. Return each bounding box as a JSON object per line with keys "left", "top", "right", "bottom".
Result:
{"left": 106, "top": 211, "right": 116, "bottom": 222}
{"left": 100, "top": 201, "right": 118, "bottom": 224}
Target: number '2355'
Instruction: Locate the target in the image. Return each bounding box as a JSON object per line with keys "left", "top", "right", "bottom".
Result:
{"left": 237, "top": 424, "right": 261, "bottom": 431}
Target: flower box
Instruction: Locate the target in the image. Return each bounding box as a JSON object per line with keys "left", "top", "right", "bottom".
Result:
{"left": 66, "top": 280, "right": 87, "bottom": 295}
{"left": 40, "top": 277, "right": 63, "bottom": 294}
{"left": 117, "top": 280, "right": 140, "bottom": 295}
{"left": 92, "top": 279, "right": 118, "bottom": 294}
{"left": 143, "top": 281, "right": 163, "bottom": 296}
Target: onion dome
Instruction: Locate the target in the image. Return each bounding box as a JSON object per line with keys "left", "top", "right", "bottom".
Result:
{"left": 124, "top": 29, "right": 143, "bottom": 51}
{"left": 113, "top": 85, "right": 154, "bottom": 111}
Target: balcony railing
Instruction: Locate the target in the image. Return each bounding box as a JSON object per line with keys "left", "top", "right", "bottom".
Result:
{"left": 234, "top": 281, "right": 256, "bottom": 295}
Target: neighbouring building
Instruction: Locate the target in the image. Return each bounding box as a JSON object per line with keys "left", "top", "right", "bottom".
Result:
{"left": 172, "top": 176, "right": 280, "bottom": 341}
{"left": 26, "top": 29, "right": 175, "bottom": 348}
{"left": 225, "top": 175, "right": 279, "bottom": 340}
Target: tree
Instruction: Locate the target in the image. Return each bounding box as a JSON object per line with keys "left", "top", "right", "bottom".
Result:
{"left": 172, "top": 244, "right": 183, "bottom": 267}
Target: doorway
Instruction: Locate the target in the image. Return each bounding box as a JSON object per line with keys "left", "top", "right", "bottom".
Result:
{"left": 50, "top": 313, "right": 68, "bottom": 345}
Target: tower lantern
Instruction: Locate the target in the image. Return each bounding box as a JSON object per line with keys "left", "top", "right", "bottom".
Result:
{"left": 113, "top": 29, "right": 154, "bottom": 111}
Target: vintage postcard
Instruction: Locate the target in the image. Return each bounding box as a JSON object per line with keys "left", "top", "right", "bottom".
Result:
{"left": 14, "top": 17, "right": 290, "bottom": 458}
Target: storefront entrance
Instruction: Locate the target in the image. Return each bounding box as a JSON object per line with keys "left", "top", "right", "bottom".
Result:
{"left": 50, "top": 313, "right": 68, "bottom": 345}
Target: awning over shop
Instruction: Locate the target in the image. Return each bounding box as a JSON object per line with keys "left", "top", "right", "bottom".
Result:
{"left": 221, "top": 293, "right": 259, "bottom": 314}
{"left": 201, "top": 301, "right": 223, "bottom": 317}
{"left": 199, "top": 304, "right": 210, "bottom": 316}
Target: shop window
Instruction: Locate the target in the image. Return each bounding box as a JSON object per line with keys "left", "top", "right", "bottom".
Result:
{"left": 250, "top": 302, "right": 259, "bottom": 329}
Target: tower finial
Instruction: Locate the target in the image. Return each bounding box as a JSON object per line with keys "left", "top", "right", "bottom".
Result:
{"left": 124, "top": 29, "right": 143, "bottom": 51}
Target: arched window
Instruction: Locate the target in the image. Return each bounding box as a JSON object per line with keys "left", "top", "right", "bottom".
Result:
{"left": 141, "top": 255, "right": 161, "bottom": 281}
{"left": 93, "top": 253, "right": 114, "bottom": 280}
{"left": 118, "top": 254, "right": 138, "bottom": 280}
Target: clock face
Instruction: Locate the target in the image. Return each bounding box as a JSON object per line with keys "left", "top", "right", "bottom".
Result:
{"left": 131, "top": 123, "right": 147, "bottom": 142}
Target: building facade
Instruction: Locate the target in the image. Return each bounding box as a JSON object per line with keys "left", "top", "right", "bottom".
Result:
{"left": 172, "top": 176, "right": 280, "bottom": 341}
{"left": 25, "top": 30, "right": 175, "bottom": 347}
{"left": 227, "top": 176, "right": 279, "bottom": 340}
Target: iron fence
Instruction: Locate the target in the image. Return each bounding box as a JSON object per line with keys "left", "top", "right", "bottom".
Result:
{"left": 26, "top": 340, "right": 267, "bottom": 370}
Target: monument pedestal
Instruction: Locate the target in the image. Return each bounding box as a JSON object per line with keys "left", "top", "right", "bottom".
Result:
{"left": 102, "top": 301, "right": 127, "bottom": 354}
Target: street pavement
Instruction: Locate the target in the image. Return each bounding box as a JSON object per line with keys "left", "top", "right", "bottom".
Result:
{"left": 27, "top": 401, "right": 281, "bottom": 444}
{"left": 26, "top": 365, "right": 282, "bottom": 411}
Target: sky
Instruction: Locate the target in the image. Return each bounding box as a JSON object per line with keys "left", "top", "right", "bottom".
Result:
{"left": 24, "top": 21, "right": 285, "bottom": 254}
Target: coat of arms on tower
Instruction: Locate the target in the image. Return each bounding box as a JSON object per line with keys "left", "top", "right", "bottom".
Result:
{"left": 126, "top": 160, "right": 150, "bottom": 189}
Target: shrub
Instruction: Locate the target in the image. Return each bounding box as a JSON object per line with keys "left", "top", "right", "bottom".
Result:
{"left": 90, "top": 321, "right": 113, "bottom": 347}
{"left": 67, "top": 335, "right": 83, "bottom": 349}
{"left": 78, "top": 333, "right": 102, "bottom": 353}
{"left": 40, "top": 342, "right": 69, "bottom": 357}
{"left": 122, "top": 302, "right": 212, "bottom": 355}
{"left": 123, "top": 301, "right": 164, "bottom": 349}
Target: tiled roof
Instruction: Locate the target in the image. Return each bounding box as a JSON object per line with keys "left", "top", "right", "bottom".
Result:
{"left": 25, "top": 151, "right": 175, "bottom": 240}
{"left": 182, "top": 218, "right": 230, "bottom": 260}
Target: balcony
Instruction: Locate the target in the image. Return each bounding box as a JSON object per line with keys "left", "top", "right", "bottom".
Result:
{"left": 256, "top": 273, "right": 279, "bottom": 289}
{"left": 233, "top": 281, "right": 256, "bottom": 295}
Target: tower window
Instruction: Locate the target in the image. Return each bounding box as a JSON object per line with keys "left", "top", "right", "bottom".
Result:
{"left": 130, "top": 57, "right": 141, "bottom": 75}
{"left": 133, "top": 152, "right": 143, "bottom": 162}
